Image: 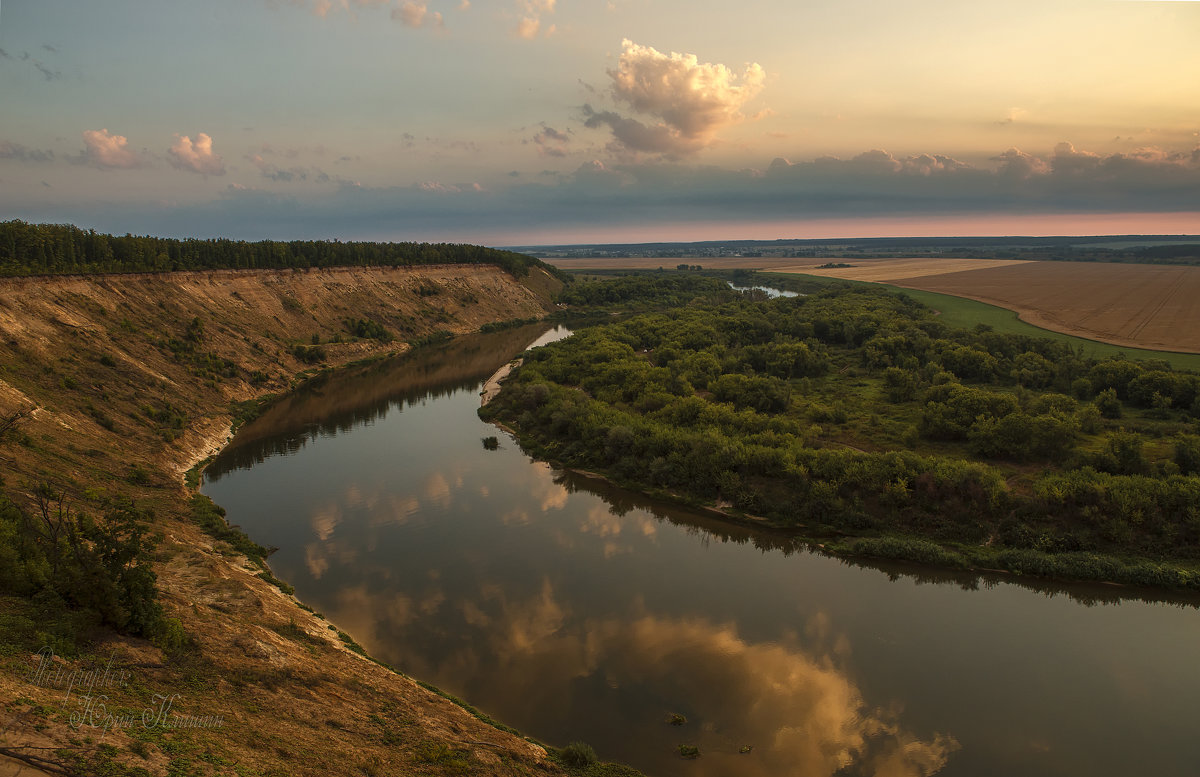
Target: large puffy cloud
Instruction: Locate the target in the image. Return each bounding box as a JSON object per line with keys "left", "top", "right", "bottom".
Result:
{"left": 80, "top": 129, "right": 142, "bottom": 169}
{"left": 587, "top": 39, "right": 765, "bottom": 157}
{"left": 610, "top": 40, "right": 765, "bottom": 137}
{"left": 167, "top": 133, "right": 226, "bottom": 175}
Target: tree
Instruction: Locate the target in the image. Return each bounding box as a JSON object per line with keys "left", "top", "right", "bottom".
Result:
{"left": 1095, "top": 388, "right": 1122, "bottom": 419}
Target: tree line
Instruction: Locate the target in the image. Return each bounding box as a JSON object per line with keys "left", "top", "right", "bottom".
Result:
{"left": 0, "top": 219, "right": 567, "bottom": 280}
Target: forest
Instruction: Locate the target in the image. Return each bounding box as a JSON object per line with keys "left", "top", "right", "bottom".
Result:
{"left": 0, "top": 220, "right": 567, "bottom": 280}
{"left": 483, "top": 274, "right": 1200, "bottom": 588}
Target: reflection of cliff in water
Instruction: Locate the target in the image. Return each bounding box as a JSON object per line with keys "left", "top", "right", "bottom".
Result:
{"left": 206, "top": 323, "right": 555, "bottom": 481}
{"left": 552, "top": 469, "right": 1200, "bottom": 611}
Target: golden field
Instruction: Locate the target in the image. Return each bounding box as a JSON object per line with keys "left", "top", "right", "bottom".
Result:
{"left": 792, "top": 258, "right": 1200, "bottom": 354}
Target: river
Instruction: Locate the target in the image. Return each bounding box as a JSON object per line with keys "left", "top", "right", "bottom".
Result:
{"left": 202, "top": 323, "right": 1200, "bottom": 777}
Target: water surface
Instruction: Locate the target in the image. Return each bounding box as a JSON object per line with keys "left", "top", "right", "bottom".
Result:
{"left": 204, "top": 324, "right": 1200, "bottom": 777}
{"left": 728, "top": 282, "right": 801, "bottom": 298}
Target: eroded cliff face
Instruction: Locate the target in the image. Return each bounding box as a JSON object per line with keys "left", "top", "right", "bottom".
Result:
{"left": 0, "top": 264, "right": 559, "bottom": 482}
{"left": 0, "top": 265, "right": 597, "bottom": 777}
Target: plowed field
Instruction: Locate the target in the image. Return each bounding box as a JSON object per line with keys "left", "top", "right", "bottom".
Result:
{"left": 797, "top": 259, "right": 1200, "bottom": 353}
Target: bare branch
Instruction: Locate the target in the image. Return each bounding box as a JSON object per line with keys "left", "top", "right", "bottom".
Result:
{"left": 0, "top": 405, "right": 33, "bottom": 441}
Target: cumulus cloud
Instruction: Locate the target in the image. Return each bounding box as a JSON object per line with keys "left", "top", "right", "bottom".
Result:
{"left": 768, "top": 149, "right": 972, "bottom": 181}
{"left": 168, "top": 133, "right": 226, "bottom": 175}
{"left": 80, "top": 129, "right": 142, "bottom": 169}
{"left": 0, "top": 140, "right": 55, "bottom": 163}
{"left": 991, "top": 147, "right": 1049, "bottom": 179}
{"left": 515, "top": 0, "right": 556, "bottom": 39}
{"left": 587, "top": 40, "right": 765, "bottom": 157}
{"left": 393, "top": 1, "right": 444, "bottom": 28}
{"left": 1050, "top": 141, "right": 1102, "bottom": 175}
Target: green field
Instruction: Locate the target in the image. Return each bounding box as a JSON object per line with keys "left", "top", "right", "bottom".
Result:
{"left": 762, "top": 272, "right": 1200, "bottom": 372}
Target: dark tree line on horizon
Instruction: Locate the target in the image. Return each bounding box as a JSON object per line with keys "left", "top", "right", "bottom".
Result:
{"left": 0, "top": 220, "right": 564, "bottom": 280}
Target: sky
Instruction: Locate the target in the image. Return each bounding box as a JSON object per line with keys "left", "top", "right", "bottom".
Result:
{"left": 1, "top": 0, "right": 1198, "bottom": 245}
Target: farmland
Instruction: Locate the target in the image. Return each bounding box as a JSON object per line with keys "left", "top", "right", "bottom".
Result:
{"left": 790, "top": 258, "right": 1200, "bottom": 354}
{"left": 545, "top": 255, "right": 1200, "bottom": 360}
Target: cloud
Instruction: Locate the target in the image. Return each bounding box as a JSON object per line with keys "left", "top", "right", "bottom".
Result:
{"left": 991, "top": 147, "right": 1049, "bottom": 179}
{"left": 0, "top": 140, "right": 55, "bottom": 163}
{"left": 417, "top": 180, "right": 461, "bottom": 193}
{"left": 1050, "top": 141, "right": 1102, "bottom": 175}
{"left": 36, "top": 141, "right": 1200, "bottom": 243}
{"left": 393, "top": 1, "right": 444, "bottom": 28}
{"left": 80, "top": 129, "right": 142, "bottom": 169}
{"left": 997, "top": 107, "right": 1028, "bottom": 125}
{"left": 278, "top": 0, "right": 403, "bottom": 19}
{"left": 248, "top": 153, "right": 300, "bottom": 181}
{"left": 515, "top": 0, "right": 556, "bottom": 39}
{"left": 247, "top": 152, "right": 351, "bottom": 185}
{"left": 530, "top": 125, "right": 570, "bottom": 157}
{"left": 0, "top": 47, "right": 62, "bottom": 81}
{"left": 588, "top": 40, "right": 765, "bottom": 157}
{"left": 168, "top": 133, "right": 226, "bottom": 175}
{"left": 33, "top": 61, "right": 61, "bottom": 81}
{"left": 583, "top": 106, "right": 696, "bottom": 156}
{"left": 515, "top": 17, "right": 541, "bottom": 38}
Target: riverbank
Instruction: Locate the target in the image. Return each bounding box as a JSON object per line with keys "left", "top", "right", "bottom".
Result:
{"left": 488, "top": 419, "right": 1200, "bottom": 593}
{"left": 479, "top": 281, "right": 1200, "bottom": 594}
{"left": 0, "top": 265, "right": 642, "bottom": 777}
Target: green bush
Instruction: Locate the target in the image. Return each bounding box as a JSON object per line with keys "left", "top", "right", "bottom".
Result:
{"left": 561, "top": 742, "right": 598, "bottom": 769}
{"left": 0, "top": 483, "right": 164, "bottom": 637}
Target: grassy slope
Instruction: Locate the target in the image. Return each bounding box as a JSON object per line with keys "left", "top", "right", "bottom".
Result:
{"left": 0, "top": 265, "right": 645, "bottom": 777}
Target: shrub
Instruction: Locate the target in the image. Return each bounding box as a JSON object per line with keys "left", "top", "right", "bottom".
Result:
{"left": 1095, "top": 388, "right": 1122, "bottom": 419}
{"left": 1174, "top": 435, "right": 1200, "bottom": 475}
{"left": 560, "top": 742, "right": 597, "bottom": 769}
{"left": 0, "top": 484, "right": 164, "bottom": 637}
